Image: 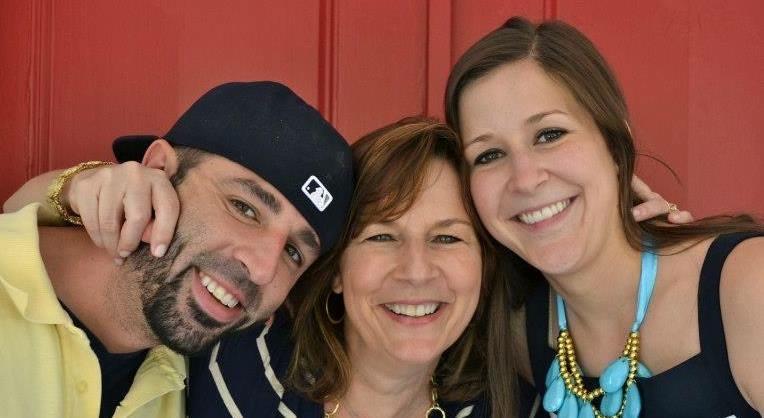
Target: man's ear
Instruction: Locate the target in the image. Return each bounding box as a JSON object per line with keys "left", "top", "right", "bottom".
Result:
{"left": 141, "top": 139, "right": 179, "bottom": 178}
{"left": 138, "top": 139, "right": 179, "bottom": 245}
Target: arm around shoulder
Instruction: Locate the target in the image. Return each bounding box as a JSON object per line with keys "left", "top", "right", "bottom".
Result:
{"left": 720, "top": 236, "right": 764, "bottom": 413}
{"left": 3, "top": 170, "right": 65, "bottom": 224}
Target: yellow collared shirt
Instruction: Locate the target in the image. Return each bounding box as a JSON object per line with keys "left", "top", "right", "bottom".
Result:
{"left": 0, "top": 204, "right": 187, "bottom": 418}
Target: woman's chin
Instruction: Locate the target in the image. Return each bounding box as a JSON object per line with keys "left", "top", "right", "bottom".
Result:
{"left": 384, "top": 341, "right": 446, "bottom": 367}
{"left": 497, "top": 237, "right": 578, "bottom": 278}
{"left": 525, "top": 245, "right": 583, "bottom": 276}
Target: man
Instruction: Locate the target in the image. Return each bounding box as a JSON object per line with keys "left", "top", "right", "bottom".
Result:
{"left": 0, "top": 81, "right": 353, "bottom": 418}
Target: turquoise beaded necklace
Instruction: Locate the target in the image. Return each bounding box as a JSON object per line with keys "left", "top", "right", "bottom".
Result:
{"left": 543, "top": 251, "right": 658, "bottom": 418}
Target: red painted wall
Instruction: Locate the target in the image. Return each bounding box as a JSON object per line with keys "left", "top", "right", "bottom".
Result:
{"left": 2, "top": 0, "right": 762, "bottom": 218}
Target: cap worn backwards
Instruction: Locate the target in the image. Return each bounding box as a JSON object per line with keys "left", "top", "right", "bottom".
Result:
{"left": 112, "top": 81, "right": 353, "bottom": 254}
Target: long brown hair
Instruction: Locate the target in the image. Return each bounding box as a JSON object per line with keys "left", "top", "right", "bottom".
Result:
{"left": 288, "top": 117, "right": 518, "bottom": 413}
{"left": 445, "top": 16, "right": 762, "bottom": 417}
{"left": 446, "top": 16, "right": 762, "bottom": 255}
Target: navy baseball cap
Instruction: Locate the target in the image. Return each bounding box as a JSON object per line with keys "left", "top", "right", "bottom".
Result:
{"left": 112, "top": 81, "right": 353, "bottom": 254}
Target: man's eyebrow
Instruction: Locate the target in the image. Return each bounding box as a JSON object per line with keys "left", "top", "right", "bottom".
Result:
{"left": 226, "top": 178, "right": 282, "bottom": 214}
{"left": 296, "top": 228, "right": 321, "bottom": 256}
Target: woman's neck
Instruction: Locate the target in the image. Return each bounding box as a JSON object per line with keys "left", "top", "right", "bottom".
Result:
{"left": 336, "top": 331, "right": 436, "bottom": 418}
{"left": 546, "top": 233, "right": 643, "bottom": 333}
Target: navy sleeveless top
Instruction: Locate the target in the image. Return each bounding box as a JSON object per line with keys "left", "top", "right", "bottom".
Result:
{"left": 187, "top": 308, "right": 488, "bottom": 417}
{"left": 524, "top": 233, "right": 762, "bottom": 418}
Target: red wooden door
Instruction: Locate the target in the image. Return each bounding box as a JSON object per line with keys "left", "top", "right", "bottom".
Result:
{"left": 2, "top": 0, "right": 762, "bottom": 218}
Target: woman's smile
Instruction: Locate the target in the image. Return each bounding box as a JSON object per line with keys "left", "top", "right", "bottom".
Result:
{"left": 460, "top": 59, "right": 622, "bottom": 276}
{"left": 339, "top": 159, "right": 482, "bottom": 366}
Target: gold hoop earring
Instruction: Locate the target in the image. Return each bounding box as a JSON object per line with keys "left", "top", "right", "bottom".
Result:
{"left": 325, "top": 291, "right": 344, "bottom": 324}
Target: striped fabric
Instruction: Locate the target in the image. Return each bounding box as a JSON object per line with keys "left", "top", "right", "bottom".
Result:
{"left": 188, "top": 309, "right": 486, "bottom": 417}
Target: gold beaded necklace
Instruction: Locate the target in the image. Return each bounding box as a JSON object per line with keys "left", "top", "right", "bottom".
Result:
{"left": 543, "top": 251, "right": 658, "bottom": 418}
{"left": 553, "top": 330, "right": 643, "bottom": 417}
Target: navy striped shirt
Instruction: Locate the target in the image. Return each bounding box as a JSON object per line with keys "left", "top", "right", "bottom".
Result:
{"left": 187, "top": 309, "right": 488, "bottom": 418}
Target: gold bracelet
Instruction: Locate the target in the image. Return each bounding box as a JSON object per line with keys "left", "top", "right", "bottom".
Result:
{"left": 47, "top": 161, "right": 114, "bottom": 225}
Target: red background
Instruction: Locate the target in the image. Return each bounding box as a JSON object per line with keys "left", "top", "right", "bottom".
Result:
{"left": 1, "top": 0, "right": 762, "bottom": 218}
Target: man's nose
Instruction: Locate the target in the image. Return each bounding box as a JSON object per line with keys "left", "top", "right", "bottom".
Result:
{"left": 234, "top": 228, "right": 289, "bottom": 286}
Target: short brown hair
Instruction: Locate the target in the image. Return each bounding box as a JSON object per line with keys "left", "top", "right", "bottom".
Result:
{"left": 287, "top": 117, "right": 513, "bottom": 407}
{"left": 169, "top": 145, "right": 209, "bottom": 186}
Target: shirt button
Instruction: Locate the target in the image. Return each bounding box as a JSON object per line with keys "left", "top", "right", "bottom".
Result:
{"left": 76, "top": 381, "right": 88, "bottom": 393}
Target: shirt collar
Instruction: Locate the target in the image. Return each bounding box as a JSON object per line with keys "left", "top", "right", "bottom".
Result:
{"left": 0, "top": 203, "right": 71, "bottom": 325}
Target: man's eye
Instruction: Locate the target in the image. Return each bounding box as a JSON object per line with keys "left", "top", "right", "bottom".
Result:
{"left": 474, "top": 149, "right": 505, "bottom": 165}
{"left": 432, "top": 235, "right": 461, "bottom": 244}
{"left": 366, "top": 234, "right": 394, "bottom": 242}
{"left": 285, "top": 244, "right": 303, "bottom": 266}
{"left": 231, "top": 199, "right": 258, "bottom": 220}
{"left": 537, "top": 128, "right": 567, "bottom": 144}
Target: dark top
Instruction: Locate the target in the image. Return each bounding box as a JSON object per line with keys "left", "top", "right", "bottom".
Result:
{"left": 187, "top": 308, "right": 489, "bottom": 417}
{"left": 524, "top": 233, "right": 762, "bottom": 418}
{"left": 63, "top": 305, "right": 148, "bottom": 418}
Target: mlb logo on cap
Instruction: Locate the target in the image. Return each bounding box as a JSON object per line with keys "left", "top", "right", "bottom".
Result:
{"left": 302, "top": 175, "right": 333, "bottom": 212}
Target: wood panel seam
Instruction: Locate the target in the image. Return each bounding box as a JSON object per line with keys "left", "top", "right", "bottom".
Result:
{"left": 28, "top": 0, "right": 53, "bottom": 176}
{"left": 543, "top": 0, "right": 558, "bottom": 19}
{"left": 318, "top": 0, "right": 338, "bottom": 124}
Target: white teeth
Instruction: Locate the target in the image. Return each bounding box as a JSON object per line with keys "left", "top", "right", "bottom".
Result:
{"left": 384, "top": 303, "right": 440, "bottom": 317}
{"left": 221, "top": 294, "right": 235, "bottom": 307}
{"left": 201, "top": 273, "right": 240, "bottom": 308}
{"left": 518, "top": 199, "right": 570, "bottom": 225}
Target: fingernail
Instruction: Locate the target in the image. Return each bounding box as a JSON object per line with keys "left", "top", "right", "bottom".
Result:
{"left": 113, "top": 257, "right": 124, "bottom": 266}
{"left": 632, "top": 208, "right": 640, "bottom": 216}
{"left": 119, "top": 250, "right": 131, "bottom": 258}
{"left": 153, "top": 244, "right": 167, "bottom": 257}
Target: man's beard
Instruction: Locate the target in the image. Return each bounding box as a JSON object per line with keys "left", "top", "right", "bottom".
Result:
{"left": 125, "top": 232, "right": 261, "bottom": 355}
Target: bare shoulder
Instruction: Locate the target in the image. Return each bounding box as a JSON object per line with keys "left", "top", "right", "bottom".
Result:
{"left": 721, "top": 235, "right": 764, "bottom": 283}
{"left": 719, "top": 236, "right": 764, "bottom": 413}
{"left": 720, "top": 235, "right": 764, "bottom": 312}
{"left": 721, "top": 236, "right": 764, "bottom": 312}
